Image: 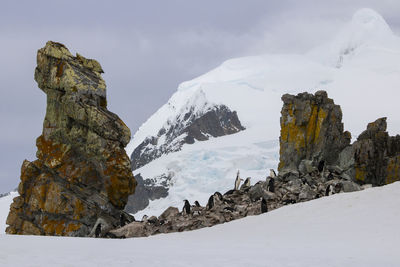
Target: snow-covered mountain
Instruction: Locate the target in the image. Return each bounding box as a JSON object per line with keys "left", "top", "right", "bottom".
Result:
{"left": 126, "top": 8, "right": 400, "bottom": 217}
{"left": 1, "top": 182, "right": 400, "bottom": 266}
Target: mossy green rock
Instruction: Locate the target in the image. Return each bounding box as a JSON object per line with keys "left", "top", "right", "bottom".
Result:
{"left": 6, "top": 41, "right": 136, "bottom": 236}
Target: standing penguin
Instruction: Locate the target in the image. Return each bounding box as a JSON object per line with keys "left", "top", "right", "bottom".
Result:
{"left": 142, "top": 215, "right": 148, "bottom": 222}
{"left": 267, "top": 177, "right": 275, "bottom": 193}
{"left": 261, "top": 198, "right": 268, "bottom": 213}
{"left": 95, "top": 223, "right": 102, "bottom": 237}
{"left": 234, "top": 170, "right": 243, "bottom": 190}
{"left": 269, "top": 169, "right": 277, "bottom": 178}
{"left": 183, "top": 199, "right": 191, "bottom": 215}
{"left": 194, "top": 200, "right": 201, "bottom": 207}
{"left": 243, "top": 177, "right": 251, "bottom": 187}
{"left": 206, "top": 195, "right": 214, "bottom": 210}
{"left": 325, "top": 184, "right": 334, "bottom": 196}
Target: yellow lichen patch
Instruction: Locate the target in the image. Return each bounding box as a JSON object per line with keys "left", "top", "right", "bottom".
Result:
{"left": 43, "top": 182, "right": 63, "bottom": 213}
{"left": 314, "top": 108, "right": 327, "bottom": 142}
{"left": 305, "top": 105, "right": 319, "bottom": 144}
{"left": 355, "top": 167, "right": 367, "bottom": 182}
{"left": 21, "top": 221, "right": 41, "bottom": 235}
{"left": 386, "top": 156, "right": 400, "bottom": 184}
{"left": 65, "top": 222, "right": 82, "bottom": 233}
{"left": 73, "top": 198, "right": 85, "bottom": 220}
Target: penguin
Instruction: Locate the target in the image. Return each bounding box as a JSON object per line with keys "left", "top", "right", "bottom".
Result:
{"left": 261, "top": 198, "right": 268, "bottom": 213}
{"left": 207, "top": 195, "right": 214, "bottom": 210}
{"left": 183, "top": 199, "right": 191, "bottom": 215}
{"left": 119, "top": 213, "right": 126, "bottom": 227}
{"left": 95, "top": 223, "right": 102, "bottom": 238}
{"left": 269, "top": 169, "right": 277, "bottom": 178}
{"left": 318, "top": 160, "right": 325, "bottom": 173}
{"left": 194, "top": 200, "right": 201, "bottom": 207}
{"left": 224, "top": 189, "right": 235, "bottom": 195}
{"left": 142, "top": 214, "right": 148, "bottom": 222}
{"left": 334, "top": 183, "right": 343, "bottom": 194}
{"left": 267, "top": 177, "right": 275, "bottom": 193}
{"left": 234, "top": 171, "right": 243, "bottom": 190}
{"left": 243, "top": 177, "right": 251, "bottom": 187}
{"left": 214, "top": 192, "right": 223, "bottom": 201}
{"left": 325, "top": 184, "right": 334, "bottom": 196}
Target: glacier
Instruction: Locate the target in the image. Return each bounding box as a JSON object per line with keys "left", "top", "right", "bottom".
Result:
{"left": 127, "top": 8, "right": 400, "bottom": 217}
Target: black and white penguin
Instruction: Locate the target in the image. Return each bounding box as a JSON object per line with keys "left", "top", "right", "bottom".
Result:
{"left": 325, "top": 184, "right": 334, "bottom": 196}
{"left": 318, "top": 160, "right": 325, "bottom": 173}
{"left": 207, "top": 195, "right": 214, "bottom": 210}
{"left": 194, "top": 200, "right": 201, "bottom": 207}
{"left": 224, "top": 189, "right": 235, "bottom": 195}
{"left": 243, "top": 177, "right": 251, "bottom": 187}
{"left": 95, "top": 223, "right": 102, "bottom": 238}
{"left": 214, "top": 192, "right": 223, "bottom": 201}
{"left": 120, "top": 213, "right": 126, "bottom": 227}
{"left": 267, "top": 177, "right": 275, "bottom": 193}
{"left": 234, "top": 171, "right": 243, "bottom": 190}
{"left": 261, "top": 198, "right": 268, "bottom": 213}
{"left": 269, "top": 169, "right": 277, "bottom": 178}
{"left": 183, "top": 199, "right": 191, "bottom": 215}
{"left": 142, "top": 214, "right": 148, "bottom": 222}
{"left": 334, "top": 183, "right": 343, "bottom": 194}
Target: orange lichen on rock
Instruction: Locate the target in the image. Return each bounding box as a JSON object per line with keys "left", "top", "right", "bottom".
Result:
{"left": 6, "top": 41, "right": 135, "bottom": 237}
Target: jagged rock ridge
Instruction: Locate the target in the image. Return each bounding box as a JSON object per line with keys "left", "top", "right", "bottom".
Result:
{"left": 278, "top": 90, "right": 400, "bottom": 186}
{"left": 279, "top": 90, "right": 351, "bottom": 173}
{"left": 111, "top": 169, "right": 363, "bottom": 238}
{"left": 131, "top": 90, "right": 245, "bottom": 170}
{"left": 6, "top": 41, "right": 136, "bottom": 236}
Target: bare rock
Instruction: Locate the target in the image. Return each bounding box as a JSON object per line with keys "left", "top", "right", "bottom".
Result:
{"left": 6, "top": 41, "right": 136, "bottom": 236}
{"left": 278, "top": 91, "right": 350, "bottom": 173}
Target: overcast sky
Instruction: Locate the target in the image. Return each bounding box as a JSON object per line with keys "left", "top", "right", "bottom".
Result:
{"left": 0, "top": 0, "right": 399, "bottom": 192}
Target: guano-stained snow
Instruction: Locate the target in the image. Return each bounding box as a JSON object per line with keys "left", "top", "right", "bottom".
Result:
{"left": 1, "top": 182, "right": 400, "bottom": 266}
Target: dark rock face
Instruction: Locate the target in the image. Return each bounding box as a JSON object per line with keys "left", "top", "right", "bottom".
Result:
{"left": 279, "top": 91, "right": 351, "bottom": 174}
{"left": 353, "top": 118, "right": 400, "bottom": 185}
{"left": 6, "top": 41, "right": 136, "bottom": 236}
{"left": 110, "top": 170, "right": 362, "bottom": 238}
{"left": 131, "top": 104, "right": 245, "bottom": 170}
{"left": 124, "top": 173, "right": 169, "bottom": 214}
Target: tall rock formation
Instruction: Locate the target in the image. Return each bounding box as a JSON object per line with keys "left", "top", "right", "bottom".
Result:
{"left": 353, "top": 117, "right": 400, "bottom": 185}
{"left": 6, "top": 41, "right": 136, "bottom": 236}
{"left": 278, "top": 91, "right": 351, "bottom": 173}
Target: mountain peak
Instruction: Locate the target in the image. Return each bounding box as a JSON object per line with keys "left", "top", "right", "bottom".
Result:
{"left": 350, "top": 8, "right": 392, "bottom": 35}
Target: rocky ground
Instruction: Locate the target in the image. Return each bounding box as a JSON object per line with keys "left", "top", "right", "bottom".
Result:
{"left": 110, "top": 167, "right": 363, "bottom": 238}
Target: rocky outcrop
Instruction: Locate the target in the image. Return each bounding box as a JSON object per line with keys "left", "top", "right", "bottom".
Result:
{"left": 278, "top": 91, "right": 351, "bottom": 174}
{"left": 131, "top": 94, "right": 245, "bottom": 170}
{"left": 6, "top": 41, "right": 136, "bottom": 236}
{"left": 353, "top": 118, "right": 400, "bottom": 185}
{"left": 124, "top": 173, "right": 169, "bottom": 214}
{"left": 110, "top": 170, "right": 362, "bottom": 238}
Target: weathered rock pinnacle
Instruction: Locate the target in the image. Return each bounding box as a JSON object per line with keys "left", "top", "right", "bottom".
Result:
{"left": 278, "top": 91, "right": 351, "bottom": 173}
{"left": 6, "top": 41, "right": 136, "bottom": 236}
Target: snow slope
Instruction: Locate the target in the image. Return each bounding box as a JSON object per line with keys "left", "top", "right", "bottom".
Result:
{"left": 0, "top": 192, "right": 17, "bottom": 234}
{"left": 128, "top": 8, "right": 400, "bottom": 216}
{"left": 1, "top": 182, "right": 400, "bottom": 266}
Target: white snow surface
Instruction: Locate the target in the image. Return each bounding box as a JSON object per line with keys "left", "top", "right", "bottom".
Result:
{"left": 128, "top": 8, "right": 400, "bottom": 216}
{"left": 1, "top": 182, "right": 400, "bottom": 266}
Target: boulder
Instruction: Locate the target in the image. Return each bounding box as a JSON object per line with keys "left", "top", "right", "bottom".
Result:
{"left": 353, "top": 117, "right": 400, "bottom": 185}
{"left": 278, "top": 91, "right": 350, "bottom": 173}
{"left": 6, "top": 41, "right": 136, "bottom": 236}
